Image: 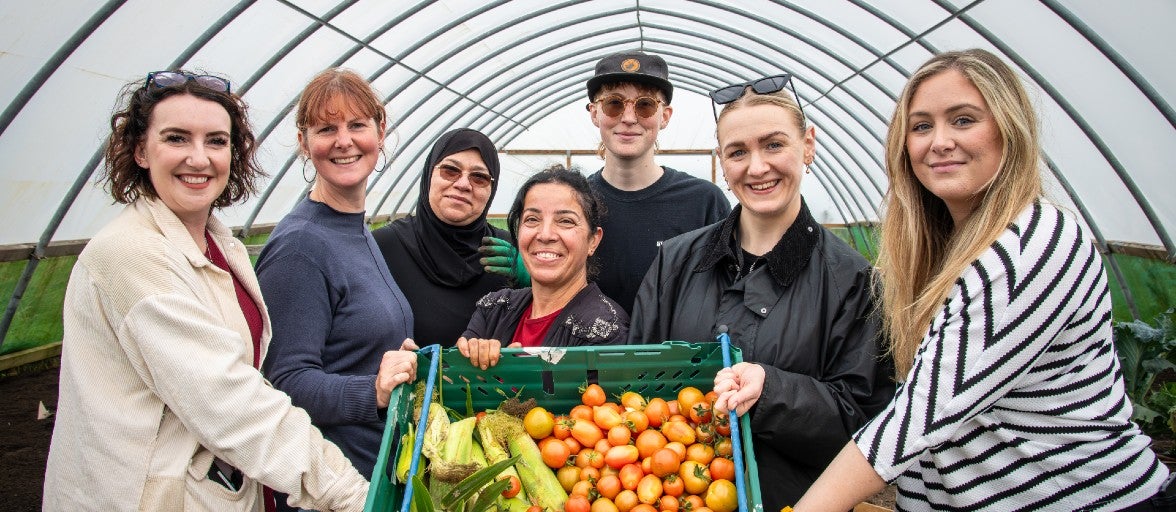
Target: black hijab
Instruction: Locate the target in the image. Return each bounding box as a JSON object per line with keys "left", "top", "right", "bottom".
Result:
{"left": 388, "top": 128, "right": 502, "bottom": 287}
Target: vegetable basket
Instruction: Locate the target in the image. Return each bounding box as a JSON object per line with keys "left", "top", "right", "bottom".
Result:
{"left": 364, "top": 341, "right": 763, "bottom": 511}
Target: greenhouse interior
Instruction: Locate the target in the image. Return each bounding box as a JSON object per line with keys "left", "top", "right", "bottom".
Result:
{"left": 2, "top": 1, "right": 1174, "bottom": 511}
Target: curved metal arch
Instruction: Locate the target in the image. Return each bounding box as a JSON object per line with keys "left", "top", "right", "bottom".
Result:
{"left": 239, "top": 0, "right": 405, "bottom": 234}
{"left": 943, "top": 0, "right": 1174, "bottom": 260}
{"left": 1, "top": 0, "right": 256, "bottom": 343}
{"left": 1040, "top": 0, "right": 1175, "bottom": 131}
{"left": 362, "top": 4, "right": 642, "bottom": 196}
{"left": 846, "top": 1, "right": 1142, "bottom": 316}
{"left": 470, "top": 52, "right": 884, "bottom": 224}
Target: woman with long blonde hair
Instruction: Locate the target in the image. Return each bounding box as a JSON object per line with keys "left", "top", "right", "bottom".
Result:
{"left": 794, "top": 49, "right": 1169, "bottom": 511}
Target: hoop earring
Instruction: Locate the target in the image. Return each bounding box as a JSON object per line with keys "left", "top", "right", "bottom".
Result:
{"left": 805, "top": 166, "right": 811, "bottom": 175}
{"left": 375, "top": 148, "right": 388, "bottom": 173}
{"left": 302, "top": 158, "right": 315, "bottom": 183}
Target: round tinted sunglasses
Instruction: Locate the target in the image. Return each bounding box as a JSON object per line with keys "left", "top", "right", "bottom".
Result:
{"left": 708, "top": 74, "right": 804, "bottom": 122}
{"left": 435, "top": 163, "right": 494, "bottom": 188}
{"left": 145, "top": 71, "right": 231, "bottom": 93}
{"left": 587, "top": 95, "right": 664, "bottom": 119}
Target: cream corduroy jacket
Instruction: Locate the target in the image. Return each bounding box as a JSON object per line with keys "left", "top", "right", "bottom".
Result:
{"left": 43, "top": 197, "right": 369, "bottom": 512}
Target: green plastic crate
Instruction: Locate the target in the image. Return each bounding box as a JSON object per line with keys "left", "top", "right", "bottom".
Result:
{"left": 365, "top": 341, "right": 764, "bottom": 512}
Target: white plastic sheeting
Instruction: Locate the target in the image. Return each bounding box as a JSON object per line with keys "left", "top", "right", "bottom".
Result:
{"left": 1, "top": 0, "right": 1173, "bottom": 257}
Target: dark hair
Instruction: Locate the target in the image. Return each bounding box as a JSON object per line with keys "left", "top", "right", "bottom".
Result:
{"left": 101, "top": 71, "right": 263, "bottom": 208}
{"left": 507, "top": 164, "right": 607, "bottom": 279}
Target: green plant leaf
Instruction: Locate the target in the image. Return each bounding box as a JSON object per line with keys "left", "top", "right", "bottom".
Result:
{"left": 411, "top": 474, "right": 435, "bottom": 512}
{"left": 438, "top": 455, "right": 521, "bottom": 510}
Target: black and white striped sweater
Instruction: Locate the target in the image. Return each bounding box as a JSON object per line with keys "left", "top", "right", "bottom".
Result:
{"left": 855, "top": 202, "right": 1167, "bottom": 511}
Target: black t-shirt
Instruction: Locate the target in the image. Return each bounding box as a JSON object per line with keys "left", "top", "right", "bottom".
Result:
{"left": 587, "top": 166, "right": 731, "bottom": 314}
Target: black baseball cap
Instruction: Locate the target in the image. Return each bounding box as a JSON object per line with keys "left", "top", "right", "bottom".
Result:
{"left": 586, "top": 51, "right": 674, "bottom": 104}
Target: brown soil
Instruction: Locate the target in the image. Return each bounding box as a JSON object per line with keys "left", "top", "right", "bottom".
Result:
{"left": 0, "top": 361, "right": 59, "bottom": 512}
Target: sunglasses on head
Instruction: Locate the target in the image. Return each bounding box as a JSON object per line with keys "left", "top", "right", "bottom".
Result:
{"left": 587, "top": 95, "right": 664, "bottom": 119}
{"left": 145, "top": 71, "right": 231, "bottom": 93}
{"left": 435, "top": 162, "right": 494, "bottom": 189}
{"left": 708, "top": 73, "right": 804, "bottom": 122}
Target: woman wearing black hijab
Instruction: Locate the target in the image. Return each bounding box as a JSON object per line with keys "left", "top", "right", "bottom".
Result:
{"left": 373, "top": 128, "right": 510, "bottom": 347}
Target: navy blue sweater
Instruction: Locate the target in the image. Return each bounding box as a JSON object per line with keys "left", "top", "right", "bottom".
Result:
{"left": 257, "top": 197, "right": 413, "bottom": 478}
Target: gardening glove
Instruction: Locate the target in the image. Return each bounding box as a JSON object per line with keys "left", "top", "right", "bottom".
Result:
{"left": 479, "top": 236, "right": 530, "bottom": 286}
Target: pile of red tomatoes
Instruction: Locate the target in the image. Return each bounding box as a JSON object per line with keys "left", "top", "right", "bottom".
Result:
{"left": 522, "top": 384, "right": 740, "bottom": 512}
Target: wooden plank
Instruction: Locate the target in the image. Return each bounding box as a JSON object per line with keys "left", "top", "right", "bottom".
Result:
{"left": 0, "top": 342, "right": 62, "bottom": 372}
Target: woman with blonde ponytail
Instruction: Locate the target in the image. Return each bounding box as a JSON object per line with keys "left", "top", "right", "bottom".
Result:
{"left": 795, "top": 49, "right": 1170, "bottom": 511}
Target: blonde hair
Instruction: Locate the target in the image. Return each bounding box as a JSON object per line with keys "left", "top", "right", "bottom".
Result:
{"left": 715, "top": 86, "right": 806, "bottom": 141}
{"left": 880, "top": 49, "right": 1042, "bottom": 378}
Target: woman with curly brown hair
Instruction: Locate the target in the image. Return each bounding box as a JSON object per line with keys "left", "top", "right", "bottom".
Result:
{"left": 44, "top": 71, "right": 369, "bottom": 511}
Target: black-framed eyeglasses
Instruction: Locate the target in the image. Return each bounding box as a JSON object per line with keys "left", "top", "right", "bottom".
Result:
{"left": 586, "top": 95, "right": 664, "bottom": 119}
{"left": 145, "top": 71, "right": 231, "bottom": 93}
{"left": 708, "top": 74, "right": 804, "bottom": 123}
{"left": 435, "top": 163, "right": 494, "bottom": 188}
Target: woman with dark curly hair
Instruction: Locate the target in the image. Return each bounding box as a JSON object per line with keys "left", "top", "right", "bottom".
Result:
{"left": 44, "top": 71, "right": 369, "bottom": 511}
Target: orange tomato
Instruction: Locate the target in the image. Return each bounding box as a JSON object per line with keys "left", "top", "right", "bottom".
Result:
{"left": 591, "top": 497, "right": 619, "bottom": 512}
{"left": 498, "top": 474, "right": 521, "bottom": 498}
{"left": 687, "top": 401, "right": 712, "bottom": 425}
{"left": 595, "top": 406, "right": 625, "bottom": 430}
{"left": 680, "top": 495, "right": 704, "bottom": 510}
{"left": 677, "top": 387, "right": 705, "bottom": 417}
{"left": 582, "top": 383, "right": 607, "bottom": 407}
{"left": 624, "top": 410, "right": 649, "bottom": 434}
{"left": 649, "top": 448, "right": 681, "bottom": 478}
{"left": 596, "top": 474, "right": 622, "bottom": 500}
{"left": 644, "top": 398, "right": 670, "bottom": 428}
{"left": 542, "top": 437, "right": 572, "bottom": 468}
{"left": 663, "top": 441, "right": 687, "bottom": 461}
{"left": 636, "top": 474, "right": 663, "bottom": 504}
{"left": 566, "top": 494, "right": 591, "bottom": 512}
{"left": 685, "top": 443, "right": 715, "bottom": 465}
{"left": 704, "top": 479, "right": 738, "bottom": 512}
{"left": 659, "top": 494, "right": 680, "bottom": 511}
{"left": 709, "top": 457, "right": 735, "bottom": 482}
{"left": 619, "top": 463, "right": 644, "bottom": 491}
{"left": 554, "top": 416, "right": 573, "bottom": 440}
{"left": 661, "top": 420, "right": 696, "bottom": 445}
{"left": 712, "top": 411, "right": 731, "bottom": 437}
{"left": 620, "top": 391, "right": 648, "bottom": 411}
{"left": 605, "top": 444, "right": 640, "bottom": 469}
{"left": 713, "top": 437, "right": 733, "bottom": 458}
{"left": 580, "top": 466, "right": 601, "bottom": 482}
{"left": 608, "top": 424, "right": 633, "bottom": 446}
{"left": 614, "top": 489, "right": 639, "bottom": 512}
{"left": 666, "top": 400, "right": 680, "bottom": 417}
{"left": 571, "top": 418, "right": 604, "bottom": 447}
{"left": 679, "top": 460, "right": 712, "bottom": 495}
{"left": 661, "top": 473, "right": 684, "bottom": 497}
{"left": 571, "top": 404, "right": 595, "bottom": 422}
{"left": 694, "top": 423, "right": 716, "bottom": 445}
{"left": 565, "top": 437, "right": 583, "bottom": 454}
{"left": 571, "top": 479, "right": 593, "bottom": 498}
{"left": 630, "top": 505, "right": 658, "bottom": 512}
{"left": 635, "top": 429, "right": 668, "bottom": 459}
{"left": 595, "top": 438, "right": 613, "bottom": 454}
{"left": 575, "top": 448, "right": 602, "bottom": 469}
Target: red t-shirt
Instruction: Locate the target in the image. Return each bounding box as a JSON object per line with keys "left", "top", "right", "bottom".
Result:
{"left": 205, "top": 232, "right": 264, "bottom": 369}
{"left": 511, "top": 304, "right": 563, "bottom": 348}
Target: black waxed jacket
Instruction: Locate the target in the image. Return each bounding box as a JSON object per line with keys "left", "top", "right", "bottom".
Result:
{"left": 630, "top": 202, "right": 894, "bottom": 510}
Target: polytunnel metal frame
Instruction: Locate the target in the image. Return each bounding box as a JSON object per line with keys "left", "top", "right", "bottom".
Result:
{"left": 2, "top": 0, "right": 1172, "bottom": 346}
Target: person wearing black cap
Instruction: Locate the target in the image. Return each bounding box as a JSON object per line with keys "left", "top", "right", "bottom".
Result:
{"left": 373, "top": 128, "right": 512, "bottom": 347}
{"left": 482, "top": 50, "right": 730, "bottom": 314}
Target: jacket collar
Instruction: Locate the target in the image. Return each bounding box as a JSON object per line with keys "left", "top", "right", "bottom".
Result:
{"left": 137, "top": 197, "right": 228, "bottom": 267}
{"left": 693, "top": 199, "right": 820, "bottom": 288}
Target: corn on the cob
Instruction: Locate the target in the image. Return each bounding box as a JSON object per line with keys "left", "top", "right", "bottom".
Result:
{"left": 478, "top": 412, "right": 532, "bottom": 512}
{"left": 482, "top": 411, "right": 568, "bottom": 511}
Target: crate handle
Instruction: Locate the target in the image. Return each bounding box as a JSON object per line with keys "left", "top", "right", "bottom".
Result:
{"left": 400, "top": 344, "right": 440, "bottom": 512}
{"left": 718, "top": 331, "right": 749, "bottom": 512}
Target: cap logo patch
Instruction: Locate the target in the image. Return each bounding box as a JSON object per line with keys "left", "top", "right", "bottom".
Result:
{"left": 621, "top": 59, "right": 641, "bottom": 72}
